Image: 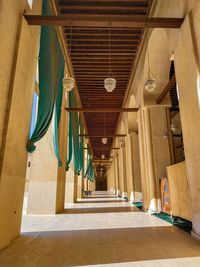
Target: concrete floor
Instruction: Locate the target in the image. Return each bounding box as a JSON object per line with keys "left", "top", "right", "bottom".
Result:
{"left": 0, "top": 192, "right": 200, "bottom": 267}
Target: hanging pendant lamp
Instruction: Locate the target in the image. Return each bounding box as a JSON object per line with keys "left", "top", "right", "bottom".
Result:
{"left": 104, "top": 26, "right": 116, "bottom": 92}
{"left": 144, "top": 46, "right": 157, "bottom": 93}
{"left": 63, "top": 26, "right": 75, "bottom": 99}
{"left": 102, "top": 113, "right": 108, "bottom": 144}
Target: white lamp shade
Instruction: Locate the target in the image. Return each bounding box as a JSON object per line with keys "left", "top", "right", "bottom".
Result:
{"left": 62, "top": 76, "right": 75, "bottom": 93}
{"left": 102, "top": 137, "right": 107, "bottom": 144}
{"left": 101, "top": 154, "right": 105, "bottom": 159}
{"left": 144, "top": 77, "right": 157, "bottom": 92}
{"left": 171, "top": 123, "right": 178, "bottom": 132}
{"left": 104, "top": 77, "right": 116, "bottom": 92}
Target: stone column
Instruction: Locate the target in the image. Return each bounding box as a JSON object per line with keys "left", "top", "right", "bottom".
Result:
{"left": 139, "top": 106, "right": 171, "bottom": 213}
{"left": 55, "top": 90, "right": 68, "bottom": 213}
{"left": 114, "top": 154, "right": 120, "bottom": 196}
{"left": 174, "top": 14, "right": 200, "bottom": 240}
{"left": 73, "top": 173, "right": 78, "bottom": 203}
{"left": 130, "top": 132, "right": 142, "bottom": 202}
{"left": 125, "top": 134, "right": 134, "bottom": 201}
{"left": 118, "top": 144, "right": 127, "bottom": 198}
{"left": 0, "top": 1, "right": 42, "bottom": 249}
{"left": 138, "top": 109, "right": 150, "bottom": 210}
{"left": 65, "top": 165, "right": 75, "bottom": 204}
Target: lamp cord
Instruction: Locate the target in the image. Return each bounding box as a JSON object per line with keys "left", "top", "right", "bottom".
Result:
{"left": 69, "top": 26, "right": 72, "bottom": 52}
{"left": 108, "top": 26, "right": 112, "bottom": 76}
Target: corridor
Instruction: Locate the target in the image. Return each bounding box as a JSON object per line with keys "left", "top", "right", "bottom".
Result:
{"left": 0, "top": 192, "right": 200, "bottom": 267}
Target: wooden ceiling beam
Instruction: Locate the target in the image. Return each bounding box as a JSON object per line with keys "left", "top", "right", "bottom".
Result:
{"left": 65, "top": 108, "right": 138, "bottom": 112}
{"left": 80, "top": 134, "right": 126, "bottom": 137}
{"left": 84, "top": 147, "right": 119, "bottom": 150}
{"left": 59, "top": 0, "right": 148, "bottom": 3}
{"left": 25, "top": 15, "right": 184, "bottom": 29}
{"left": 65, "top": 37, "right": 140, "bottom": 41}
{"left": 156, "top": 75, "right": 176, "bottom": 104}
{"left": 60, "top": 6, "right": 148, "bottom": 12}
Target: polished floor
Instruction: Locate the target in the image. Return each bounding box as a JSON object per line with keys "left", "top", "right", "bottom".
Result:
{"left": 0, "top": 192, "right": 200, "bottom": 267}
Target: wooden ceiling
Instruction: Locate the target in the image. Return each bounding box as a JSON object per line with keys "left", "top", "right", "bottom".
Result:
{"left": 55, "top": 0, "right": 152, "bottom": 160}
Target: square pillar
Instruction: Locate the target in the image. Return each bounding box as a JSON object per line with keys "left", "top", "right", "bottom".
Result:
{"left": 174, "top": 14, "right": 200, "bottom": 239}
{"left": 0, "top": 0, "right": 42, "bottom": 248}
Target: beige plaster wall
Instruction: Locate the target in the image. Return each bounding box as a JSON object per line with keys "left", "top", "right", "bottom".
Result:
{"left": 130, "top": 133, "right": 142, "bottom": 202}
{"left": 65, "top": 165, "right": 75, "bottom": 204}
{"left": 0, "top": 0, "right": 42, "bottom": 249}
{"left": 27, "top": 122, "right": 58, "bottom": 214}
{"left": 174, "top": 12, "right": 200, "bottom": 237}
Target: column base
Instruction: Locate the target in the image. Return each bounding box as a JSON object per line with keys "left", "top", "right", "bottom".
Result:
{"left": 122, "top": 192, "right": 128, "bottom": 200}
{"left": 191, "top": 231, "right": 200, "bottom": 241}
{"left": 129, "top": 192, "right": 135, "bottom": 202}
{"left": 148, "top": 199, "right": 161, "bottom": 214}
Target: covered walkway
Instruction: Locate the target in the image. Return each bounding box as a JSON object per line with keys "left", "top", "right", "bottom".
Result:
{"left": 0, "top": 192, "right": 200, "bottom": 267}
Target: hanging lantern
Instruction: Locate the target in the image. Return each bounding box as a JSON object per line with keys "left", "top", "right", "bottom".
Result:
{"left": 63, "top": 26, "right": 75, "bottom": 99}
{"left": 104, "top": 26, "right": 117, "bottom": 93}
{"left": 63, "top": 75, "right": 75, "bottom": 98}
{"left": 144, "top": 47, "right": 157, "bottom": 93}
{"left": 104, "top": 78, "right": 116, "bottom": 93}
{"left": 102, "top": 137, "right": 107, "bottom": 144}
{"left": 101, "top": 154, "right": 105, "bottom": 159}
{"left": 171, "top": 123, "right": 178, "bottom": 132}
{"left": 144, "top": 70, "right": 157, "bottom": 93}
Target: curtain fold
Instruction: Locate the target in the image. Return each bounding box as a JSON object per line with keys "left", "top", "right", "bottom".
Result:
{"left": 27, "top": 0, "right": 64, "bottom": 157}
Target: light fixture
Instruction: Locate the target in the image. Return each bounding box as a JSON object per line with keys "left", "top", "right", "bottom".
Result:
{"left": 63, "top": 76, "right": 75, "bottom": 93}
{"left": 102, "top": 137, "right": 107, "bottom": 144}
{"left": 101, "top": 154, "right": 105, "bottom": 159}
{"left": 102, "top": 113, "right": 108, "bottom": 144}
{"left": 144, "top": 46, "right": 157, "bottom": 93}
{"left": 104, "top": 26, "right": 116, "bottom": 92}
{"left": 63, "top": 26, "right": 75, "bottom": 99}
{"left": 104, "top": 78, "right": 116, "bottom": 93}
{"left": 171, "top": 123, "right": 178, "bottom": 132}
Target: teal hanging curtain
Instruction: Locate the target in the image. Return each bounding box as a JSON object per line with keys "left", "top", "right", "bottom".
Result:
{"left": 66, "top": 91, "right": 79, "bottom": 172}
{"left": 78, "top": 117, "right": 84, "bottom": 174}
{"left": 66, "top": 92, "right": 73, "bottom": 170}
{"left": 66, "top": 92, "right": 85, "bottom": 175}
{"left": 27, "top": 0, "right": 64, "bottom": 155}
{"left": 52, "top": 72, "right": 63, "bottom": 166}
{"left": 84, "top": 148, "right": 95, "bottom": 181}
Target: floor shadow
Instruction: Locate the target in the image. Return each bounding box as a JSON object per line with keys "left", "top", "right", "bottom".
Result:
{"left": 62, "top": 206, "right": 138, "bottom": 214}
{"left": 1, "top": 227, "right": 200, "bottom": 266}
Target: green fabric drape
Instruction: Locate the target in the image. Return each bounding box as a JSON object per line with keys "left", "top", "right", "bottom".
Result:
{"left": 84, "top": 147, "right": 95, "bottom": 181}
{"left": 66, "top": 92, "right": 73, "bottom": 170}
{"left": 78, "top": 118, "right": 84, "bottom": 174}
{"left": 66, "top": 93, "right": 85, "bottom": 174}
{"left": 72, "top": 100, "right": 80, "bottom": 175}
{"left": 27, "top": 0, "right": 64, "bottom": 156}
{"left": 52, "top": 72, "right": 63, "bottom": 166}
